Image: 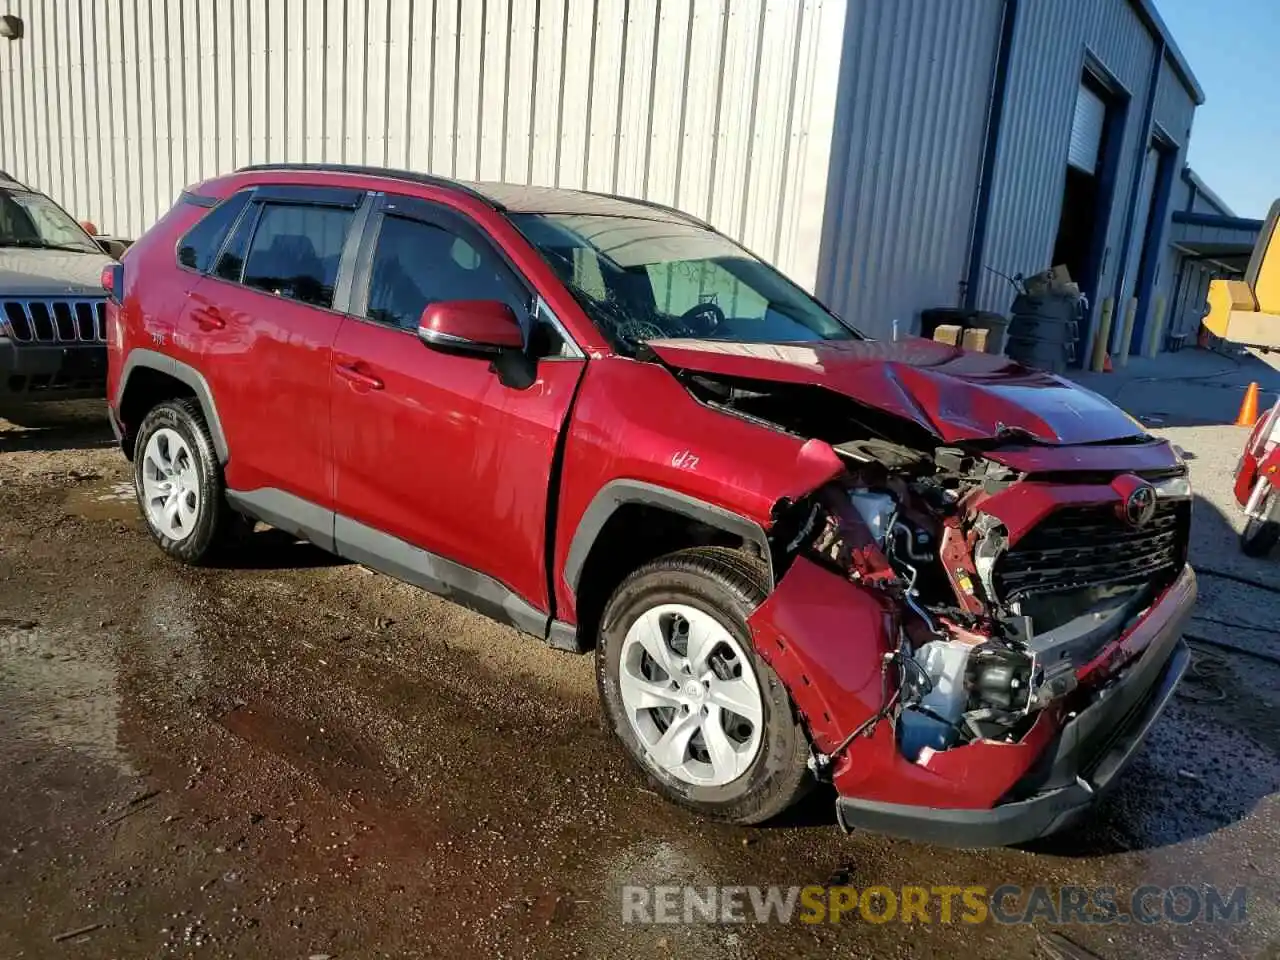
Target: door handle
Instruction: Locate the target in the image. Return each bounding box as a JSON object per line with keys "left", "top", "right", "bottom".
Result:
{"left": 192, "top": 306, "right": 226, "bottom": 331}
{"left": 335, "top": 362, "right": 384, "bottom": 391}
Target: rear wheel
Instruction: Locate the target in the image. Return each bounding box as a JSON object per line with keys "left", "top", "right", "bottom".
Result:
{"left": 133, "top": 399, "right": 245, "bottom": 563}
{"left": 596, "top": 547, "right": 812, "bottom": 824}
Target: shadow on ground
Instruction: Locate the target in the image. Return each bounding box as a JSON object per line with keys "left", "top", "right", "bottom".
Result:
{"left": 1071, "top": 347, "right": 1280, "bottom": 428}
{"left": 0, "top": 400, "right": 116, "bottom": 453}
{"left": 221, "top": 526, "right": 350, "bottom": 571}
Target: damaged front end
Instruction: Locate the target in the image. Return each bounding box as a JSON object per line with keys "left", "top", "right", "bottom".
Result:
{"left": 710, "top": 377, "right": 1196, "bottom": 844}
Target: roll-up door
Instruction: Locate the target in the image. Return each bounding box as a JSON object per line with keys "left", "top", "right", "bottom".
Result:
{"left": 1068, "top": 84, "right": 1107, "bottom": 174}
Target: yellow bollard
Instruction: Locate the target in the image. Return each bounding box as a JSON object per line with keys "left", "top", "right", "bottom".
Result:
{"left": 1090, "top": 298, "right": 1115, "bottom": 372}
{"left": 1144, "top": 295, "right": 1167, "bottom": 358}
{"left": 1115, "top": 297, "right": 1138, "bottom": 367}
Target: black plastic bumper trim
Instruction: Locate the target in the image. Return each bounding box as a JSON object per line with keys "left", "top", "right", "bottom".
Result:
{"left": 1, "top": 341, "right": 107, "bottom": 400}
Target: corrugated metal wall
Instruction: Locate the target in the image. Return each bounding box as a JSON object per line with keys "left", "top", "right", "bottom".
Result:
{"left": 974, "top": 0, "right": 1199, "bottom": 359}
{"left": 1154, "top": 61, "right": 1195, "bottom": 146}
{"left": 1147, "top": 68, "right": 1198, "bottom": 352}
{"left": 1191, "top": 190, "right": 1231, "bottom": 216}
{"left": 0, "top": 0, "right": 846, "bottom": 290}
{"left": 975, "top": 0, "right": 1155, "bottom": 317}
{"left": 814, "top": 0, "right": 1003, "bottom": 336}
{"left": 1169, "top": 259, "right": 1214, "bottom": 338}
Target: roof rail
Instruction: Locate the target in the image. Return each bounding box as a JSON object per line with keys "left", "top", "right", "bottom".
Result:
{"left": 235, "top": 163, "right": 501, "bottom": 209}
{"left": 579, "top": 188, "right": 711, "bottom": 229}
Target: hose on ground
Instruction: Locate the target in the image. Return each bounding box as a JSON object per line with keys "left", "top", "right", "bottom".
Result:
{"left": 1178, "top": 640, "right": 1231, "bottom": 704}
{"left": 1184, "top": 631, "right": 1280, "bottom": 667}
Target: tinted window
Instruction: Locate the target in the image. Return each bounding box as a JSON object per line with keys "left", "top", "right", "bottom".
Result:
{"left": 240, "top": 203, "right": 355, "bottom": 309}
{"left": 0, "top": 189, "right": 100, "bottom": 253}
{"left": 212, "top": 203, "right": 258, "bottom": 283}
{"left": 177, "top": 192, "right": 250, "bottom": 272}
{"left": 366, "top": 215, "right": 527, "bottom": 330}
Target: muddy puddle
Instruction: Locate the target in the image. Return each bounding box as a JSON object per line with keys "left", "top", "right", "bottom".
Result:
{"left": 0, "top": 620, "right": 136, "bottom": 775}
{"left": 62, "top": 478, "right": 143, "bottom": 524}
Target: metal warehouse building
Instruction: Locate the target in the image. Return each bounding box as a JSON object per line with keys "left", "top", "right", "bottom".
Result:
{"left": 0, "top": 0, "right": 1224, "bottom": 362}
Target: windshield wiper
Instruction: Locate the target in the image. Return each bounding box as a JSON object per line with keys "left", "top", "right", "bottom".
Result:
{"left": 0, "top": 238, "right": 97, "bottom": 254}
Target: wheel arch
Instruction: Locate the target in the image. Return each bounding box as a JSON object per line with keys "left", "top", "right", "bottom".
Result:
{"left": 115, "top": 349, "right": 228, "bottom": 462}
{"left": 562, "top": 480, "right": 774, "bottom": 652}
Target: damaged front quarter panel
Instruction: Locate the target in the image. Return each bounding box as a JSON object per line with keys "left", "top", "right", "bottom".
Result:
{"left": 748, "top": 444, "right": 1107, "bottom": 808}
{"left": 746, "top": 556, "right": 897, "bottom": 755}
{"left": 746, "top": 555, "right": 1062, "bottom": 810}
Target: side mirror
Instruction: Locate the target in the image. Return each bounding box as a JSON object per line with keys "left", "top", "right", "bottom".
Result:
{"left": 97, "top": 238, "right": 128, "bottom": 260}
{"left": 417, "top": 300, "right": 523, "bottom": 354}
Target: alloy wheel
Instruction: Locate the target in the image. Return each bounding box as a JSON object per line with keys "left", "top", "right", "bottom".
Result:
{"left": 141, "top": 427, "right": 201, "bottom": 542}
{"left": 617, "top": 603, "right": 764, "bottom": 786}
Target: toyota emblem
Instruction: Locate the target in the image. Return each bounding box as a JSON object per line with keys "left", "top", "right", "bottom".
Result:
{"left": 1124, "top": 484, "right": 1157, "bottom": 527}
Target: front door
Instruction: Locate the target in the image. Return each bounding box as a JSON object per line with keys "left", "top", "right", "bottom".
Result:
{"left": 330, "top": 196, "right": 584, "bottom": 618}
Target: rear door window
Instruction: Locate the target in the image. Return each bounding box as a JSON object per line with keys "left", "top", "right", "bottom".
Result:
{"left": 240, "top": 203, "right": 356, "bottom": 309}
{"left": 177, "top": 192, "right": 250, "bottom": 272}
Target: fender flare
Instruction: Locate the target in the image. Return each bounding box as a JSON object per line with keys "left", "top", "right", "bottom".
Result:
{"left": 115, "top": 348, "right": 230, "bottom": 463}
{"left": 562, "top": 479, "right": 774, "bottom": 594}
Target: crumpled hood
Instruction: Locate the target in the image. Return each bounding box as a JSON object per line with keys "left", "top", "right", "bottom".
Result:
{"left": 646, "top": 337, "right": 1144, "bottom": 446}
{"left": 0, "top": 248, "right": 112, "bottom": 297}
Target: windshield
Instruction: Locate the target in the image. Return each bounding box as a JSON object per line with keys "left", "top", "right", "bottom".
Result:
{"left": 0, "top": 189, "right": 100, "bottom": 253}
{"left": 510, "top": 212, "right": 859, "bottom": 353}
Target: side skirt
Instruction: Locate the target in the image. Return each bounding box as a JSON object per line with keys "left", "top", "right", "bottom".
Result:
{"left": 226, "top": 488, "right": 336, "bottom": 553}
{"left": 333, "top": 514, "right": 552, "bottom": 639}
{"left": 225, "top": 487, "right": 582, "bottom": 647}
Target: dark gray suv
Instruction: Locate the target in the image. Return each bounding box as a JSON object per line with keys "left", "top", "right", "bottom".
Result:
{"left": 0, "top": 170, "right": 115, "bottom": 403}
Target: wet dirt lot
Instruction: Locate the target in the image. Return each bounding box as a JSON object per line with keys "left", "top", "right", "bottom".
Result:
{"left": 1, "top": 402, "right": 1278, "bottom": 959}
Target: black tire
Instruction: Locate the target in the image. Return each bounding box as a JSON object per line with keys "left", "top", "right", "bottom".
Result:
{"left": 596, "top": 546, "right": 813, "bottom": 824}
{"left": 1241, "top": 517, "right": 1280, "bottom": 557}
{"left": 132, "top": 398, "right": 245, "bottom": 564}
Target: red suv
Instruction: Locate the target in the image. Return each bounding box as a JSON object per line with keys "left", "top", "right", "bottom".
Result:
{"left": 106, "top": 164, "right": 1195, "bottom": 845}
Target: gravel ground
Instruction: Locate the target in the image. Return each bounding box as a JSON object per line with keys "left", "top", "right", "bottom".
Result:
{"left": 0, "top": 399, "right": 1277, "bottom": 959}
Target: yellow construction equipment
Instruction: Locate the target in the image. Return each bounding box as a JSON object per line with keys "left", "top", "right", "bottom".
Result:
{"left": 1204, "top": 200, "right": 1280, "bottom": 348}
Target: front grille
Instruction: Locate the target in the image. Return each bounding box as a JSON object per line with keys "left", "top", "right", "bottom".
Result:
{"left": 2, "top": 298, "right": 106, "bottom": 343}
{"left": 994, "top": 499, "right": 1188, "bottom": 600}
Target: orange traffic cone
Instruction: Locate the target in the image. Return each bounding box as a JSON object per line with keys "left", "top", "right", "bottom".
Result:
{"left": 1102, "top": 353, "right": 1113, "bottom": 373}
{"left": 1236, "top": 382, "right": 1260, "bottom": 426}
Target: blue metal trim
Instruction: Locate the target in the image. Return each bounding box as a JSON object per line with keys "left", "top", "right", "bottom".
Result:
{"left": 1172, "top": 211, "right": 1264, "bottom": 232}
{"left": 963, "top": 0, "right": 1019, "bottom": 311}
{"left": 1126, "top": 0, "right": 1204, "bottom": 105}
{"left": 1109, "top": 37, "right": 1166, "bottom": 353}
{"left": 1130, "top": 141, "right": 1178, "bottom": 353}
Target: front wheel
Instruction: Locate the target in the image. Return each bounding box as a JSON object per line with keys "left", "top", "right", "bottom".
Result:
{"left": 596, "top": 547, "right": 813, "bottom": 824}
{"left": 1241, "top": 502, "right": 1280, "bottom": 558}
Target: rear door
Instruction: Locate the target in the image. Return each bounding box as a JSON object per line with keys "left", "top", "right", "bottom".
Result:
{"left": 330, "top": 194, "right": 585, "bottom": 619}
{"left": 186, "top": 185, "right": 367, "bottom": 513}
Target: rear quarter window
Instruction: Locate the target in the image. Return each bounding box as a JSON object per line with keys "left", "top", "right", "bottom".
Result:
{"left": 177, "top": 192, "right": 251, "bottom": 273}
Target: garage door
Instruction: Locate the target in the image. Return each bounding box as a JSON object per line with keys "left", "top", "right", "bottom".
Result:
{"left": 1068, "top": 84, "right": 1107, "bottom": 174}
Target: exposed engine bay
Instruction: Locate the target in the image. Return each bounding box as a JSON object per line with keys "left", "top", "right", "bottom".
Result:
{"left": 685, "top": 371, "right": 1190, "bottom": 765}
